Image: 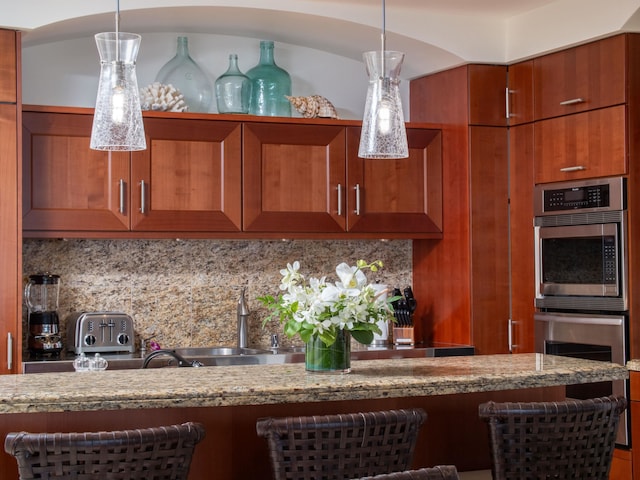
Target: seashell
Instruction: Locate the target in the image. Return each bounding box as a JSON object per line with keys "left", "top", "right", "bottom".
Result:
{"left": 139, "top": 82, "right": 189, "bottom": 112}
{"left": 286, "top": 95, "right": 338, "bottom": 119}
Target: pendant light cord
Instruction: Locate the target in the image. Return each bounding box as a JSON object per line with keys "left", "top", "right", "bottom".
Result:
{"left": 380, "top": 0, "right": 386, "bottom": 76}
{"left": 115, "top": 0, "right": 120, "bottom": 62}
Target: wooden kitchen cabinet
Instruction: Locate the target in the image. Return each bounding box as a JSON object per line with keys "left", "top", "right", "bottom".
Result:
{"left": 507, "top": 60, "right": 534, "bottom": 126}
{"left": 534, "top": 105, "right": 627, "bottom": 183}
{"left": 130, "top": 117, "right": 242, "bottom": 232}
{"left": 243, "top": 122, "right": 443, "bottom": 235}
{"left": 410, "top": 64, "right": 510, "bottom": 354}
{"left": 242, "top": 122, "right": 347, "bottom": 233}
{"left": 22, "top": 109, "right": 242, "bottom": 234}
{"left": 533, "top": 34, "right": 626, "bottom": 121}
{"left": 509, "top": 123, "right": 536, "bottom": 353}
{"left": 0, "top": 29, "right": 21, "bottom": 374}
{"left": 22, "top": 111, "right": 131, "bottom": 232}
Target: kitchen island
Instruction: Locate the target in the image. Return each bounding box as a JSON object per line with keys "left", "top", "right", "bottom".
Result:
{"left": 0, "top": 354, "right": 628, "bottom": 479}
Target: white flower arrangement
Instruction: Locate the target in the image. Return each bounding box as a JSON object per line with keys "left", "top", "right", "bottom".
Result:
{"left": 259, "top": 260, "right": 397, "bottom": 346}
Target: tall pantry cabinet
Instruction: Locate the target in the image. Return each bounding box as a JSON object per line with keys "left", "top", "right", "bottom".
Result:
{"left": 0, "top": 29, "right": 21, "bottom": 374}
{"left": 409, "top": 64, "right": 513, "bottom": 354}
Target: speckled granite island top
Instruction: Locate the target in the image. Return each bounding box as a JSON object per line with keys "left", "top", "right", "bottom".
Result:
{"left": 627, "top": 359, "right": 640, "bottom": 371}
{"left": 0, "top": 354, "right": 627, "bottom": 414}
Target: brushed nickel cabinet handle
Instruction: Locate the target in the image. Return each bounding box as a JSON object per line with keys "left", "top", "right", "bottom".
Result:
{"left": 118, "top": 179, "right": 125, "bottom": 214}
{"left": 559, "top": 98, "right": 584, "bottom": 106}
{"left": 139, "top": 180, "right": 146, "bottom": 214}
{"left": 355, "top": 184, "right": 361, "bottom": 216}
{"left": 337, "top": 183, "right": 343, "bottom": 216}
{"left": 505, "top": 87, "right": 512, "bottom": 119}
{"left": 559, "top": 165, "right": 587, "bottom": 172}
{"left": 7, "top": 332, "right": 12, "bottom": 371}
{"left": 508, "top": 318, "right": 513, "bottom": 353}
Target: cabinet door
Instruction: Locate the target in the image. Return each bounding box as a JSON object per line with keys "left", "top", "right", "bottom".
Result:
{"left": 0, "top": 30, "right": 17, "bottom": 103}
{"left": 468, "top": 64, "right": 508, "bottom": 127}
{"left": 533, "top": 34, "right": 626, "bottom": 120}
{"left": 469, "top": 126, "right": 509, "bottom": 354}
{"left": 534, "top": 105, "right": 626, "bottom": 184}
{"left": 22, "top": 112, "right": 130, "bottom": 231}
{"left": 130, "top": 118, "right": 242, "bottom": 232}
{"left": 507, "top": 60, "right": 534, "bottom": 126}
{"left": 345, "top": 127, "right": 443, "bottom": 233}
{"left": 509, "top": 124, "right": 535, "bottom": 353}
{"left": 0, "top": 104, "right": 19, "bottom": 373}
{"left": 242, "top": 123, "right": 346, "bottom": 232}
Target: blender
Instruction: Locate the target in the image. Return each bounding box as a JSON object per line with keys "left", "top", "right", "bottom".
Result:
{"left": 25, "top": 273, "right": 63, "bottom": 357}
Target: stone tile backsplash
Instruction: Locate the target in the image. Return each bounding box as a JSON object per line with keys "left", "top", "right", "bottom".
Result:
{"left": 23, "top": 239, "right": 412, "bottom": 352}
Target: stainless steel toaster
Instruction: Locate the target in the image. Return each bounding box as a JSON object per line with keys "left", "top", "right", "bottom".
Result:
{"left": 66, "top": 312, "right": 135, "bottom": 354}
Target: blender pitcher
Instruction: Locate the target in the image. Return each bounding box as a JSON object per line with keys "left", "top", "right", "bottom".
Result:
{"left": 25, "top": 273, "right": 63, "bottom": 356}
{"left": 25, "top": 273, "right": 60, "bottom": 312}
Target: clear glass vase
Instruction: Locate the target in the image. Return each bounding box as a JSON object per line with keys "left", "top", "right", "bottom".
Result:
{"left": 358, "top": 50, "right": 408, "bottom": 159}
{"left": 156, "top": 36, "right": 213, "bottom": 113}
{"left": 305, "top": 330, "right": 351, "bottom": 374}
{"left": 215, "top": 54, "right": 251, "bottom": 114}
{"left": 246, "top": 40, "right": 292, "bottom": 117}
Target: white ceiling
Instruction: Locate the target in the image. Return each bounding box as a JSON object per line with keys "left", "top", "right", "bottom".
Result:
{"left": 4, "top": 0, "right": 640, "bottom": 78}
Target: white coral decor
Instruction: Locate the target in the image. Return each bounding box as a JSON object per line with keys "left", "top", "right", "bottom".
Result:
{"left": 259, "top": 260, "right": 397, "bottom": 347}
{"left": 139, "top": 82, "right": 189, "bottom": 112}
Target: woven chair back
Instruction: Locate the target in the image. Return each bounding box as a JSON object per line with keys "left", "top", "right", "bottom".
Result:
{"left": 478, "top": 395, "right": 627, "bottom": 480}
{"left": 355, "top": 465, "right": 460, "bottom": 479}
{"left": 256, "top": 408, "right": 427, "bottom": 480}
{"left": 4, "top": 422, "right": 205, "bottom": 480}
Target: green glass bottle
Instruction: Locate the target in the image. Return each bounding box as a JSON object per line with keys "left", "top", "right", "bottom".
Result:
{"left": 215, "top": 54, "right": 251, "bottom": 114}
{"left": 246, "top": 40, "right": 292, "bottom": 117}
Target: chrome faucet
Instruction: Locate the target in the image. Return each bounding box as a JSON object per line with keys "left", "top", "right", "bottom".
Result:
{"left": 141, "top": 349, "right": 202, "bottom": 368}
{"left": 237, "top": 286, "right": 250, "bottom": 349}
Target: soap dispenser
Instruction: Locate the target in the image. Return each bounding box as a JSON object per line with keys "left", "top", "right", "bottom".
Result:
{"left": 237, "top": 287, "right": 250, "bottom": 349}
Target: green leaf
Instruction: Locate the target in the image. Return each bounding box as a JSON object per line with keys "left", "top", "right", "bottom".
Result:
{"left": 351, "top": 330, "right": 374, "bottom": 345}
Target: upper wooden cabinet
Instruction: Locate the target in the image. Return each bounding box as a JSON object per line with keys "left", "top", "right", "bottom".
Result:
{"left": 23, "top": 108, "right": 442, "bottom": 239}
{"left": 23, "top": 110, "right": 242, "bottom": 234}
{"left": 345, "top": 127, "right": 442, "bottom": 234}
{"left": 534, "top": 105, "right": 627, "bottom": 183}
{"left": 507, "top": 60, "right": 534, "bottom": 126}
{"left": 242, "top": 123, "right": 347, "bottom": 233}
{"left": 0, "top": 29, "right": 17, "bottom": 103}
{"left": 242, "top": 122, "right": 442, "bottom": 235}
{"left": 533, "top": 34, "right": 626, "bottom": 121}
{"left": 130, "top": 117, "right": 242, "bottom": 232}
{"left": 468, "top": 65, "right": 508, "bottom": 127}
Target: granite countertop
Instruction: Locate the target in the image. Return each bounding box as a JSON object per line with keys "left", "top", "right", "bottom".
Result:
{"left": 627, "top": 359, "right": 640, "bottom": 371}
{"left": 0, "top": 354, "right": 627, "bottom": 415}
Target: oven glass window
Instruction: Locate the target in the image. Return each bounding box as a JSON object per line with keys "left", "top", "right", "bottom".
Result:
{"left": 545, "top": 340, "right": 613, "bottom": 398}
{"left": 541, "top": 236, "right": 615, "bottom": 284}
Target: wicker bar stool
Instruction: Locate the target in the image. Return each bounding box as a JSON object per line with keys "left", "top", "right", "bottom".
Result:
{"left": 478, "top": 395, "right": 627, "bottom": 480}
{"left": 354, "top": 465, "right": 460, "bottom": 479}
{"left": 256, "top": 408, "right": 427, "bottom": 480}
{"left": 4, "top": 422, "right": 206, "bottom": 480}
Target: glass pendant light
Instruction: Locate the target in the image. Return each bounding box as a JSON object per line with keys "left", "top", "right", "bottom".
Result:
{"left": 90, "top": 0, "right": 146, "bottom": 151}
{"left": 358, "top": 0, "right": 408, "bottom": 159}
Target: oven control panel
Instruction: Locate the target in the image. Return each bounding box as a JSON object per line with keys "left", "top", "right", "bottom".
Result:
{"left": 534, "top": 177, "right": 626, "bottom": 216}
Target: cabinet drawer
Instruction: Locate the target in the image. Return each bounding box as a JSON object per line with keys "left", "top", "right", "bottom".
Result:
{"left": 534, "top": 34, "right": 626, "bottom": 120}
{"left": 534, "top": 105, "right": 626, "bottom": 184}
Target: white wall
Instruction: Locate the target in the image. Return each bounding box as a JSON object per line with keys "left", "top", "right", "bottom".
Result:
{"left": 22, "top": 32, "right": 411, "bottom": 120}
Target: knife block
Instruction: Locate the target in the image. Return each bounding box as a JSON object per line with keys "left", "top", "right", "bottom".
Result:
{"left": 393, "top": 326, "right": 415, "bottom": 345}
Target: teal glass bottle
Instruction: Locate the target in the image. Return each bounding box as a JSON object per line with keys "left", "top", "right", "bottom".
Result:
{"left": 155, "top": 36, "right": 213, "bottom": 113}
{"left": 215, "top": 54, "right": 251, "bottom": 114}
{"left": 246, "top": 40, "right": 292, "bottom": 117}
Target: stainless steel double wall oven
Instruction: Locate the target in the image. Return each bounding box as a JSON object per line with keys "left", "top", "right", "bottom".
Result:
{"left": 533, "top": 176, "right": 630, "bottom": 446}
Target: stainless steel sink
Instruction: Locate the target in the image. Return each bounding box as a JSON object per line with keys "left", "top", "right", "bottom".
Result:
{"left": 173, "top": 347, "right": 271, "bottom": 357}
